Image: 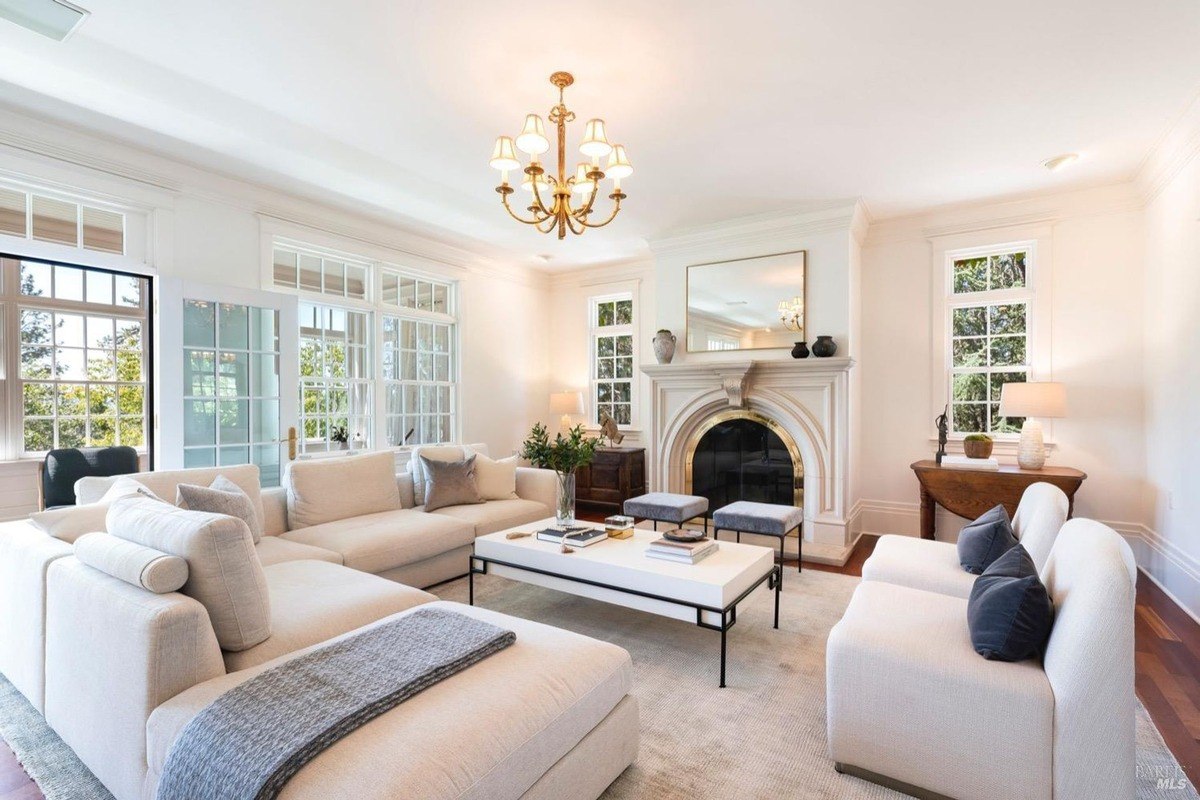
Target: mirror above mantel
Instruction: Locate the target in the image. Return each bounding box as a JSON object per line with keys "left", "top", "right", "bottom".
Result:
{"left": 685, "top": 249, "right": 806, "bottom": 352}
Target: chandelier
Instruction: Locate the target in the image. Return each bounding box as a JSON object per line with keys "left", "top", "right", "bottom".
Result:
{"left": 489, "top": 71, "right": 632, "bottom": 239}
{"left": 778, "top": 296, "right": 804, "bottom": 331}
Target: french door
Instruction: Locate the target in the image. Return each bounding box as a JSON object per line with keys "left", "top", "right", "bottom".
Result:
{"left": 156, "top": 280, "right": 298, "bottom": 486}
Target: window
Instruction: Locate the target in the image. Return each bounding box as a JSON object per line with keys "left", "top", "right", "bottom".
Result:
{"left": 947, "top": 247, "right": 1030, "bottom": 435}
{"left": 381, "top": 317, "right": 454, "bottom": 446}
{"left": 590, "top": 294, "right": 634, "bottom": 426}
{"left": 8, "top": 256, "right": 149, "bottom": 454}
{"left": 298, "top": 303, "right": 371, "bottom": 449}
{"left": 272, "top": 247, "right": 367, "bottom": 301}
{"left": 0, "top": 186, "right": 125, "bottom": 255}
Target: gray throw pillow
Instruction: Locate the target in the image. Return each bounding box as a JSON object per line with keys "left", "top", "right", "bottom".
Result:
{"left": 420, "top": 454, "right": 485, "bottom": 512}
{"left": 177, "top": 474, "right": 263, "bottom": 543}
{"left": 957, "top": 504, "right": 1017, "bottom": 575}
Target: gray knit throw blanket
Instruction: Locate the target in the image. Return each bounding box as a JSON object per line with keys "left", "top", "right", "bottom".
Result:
{"left": 156, "top": 607, "right": 516, "bottom": 800}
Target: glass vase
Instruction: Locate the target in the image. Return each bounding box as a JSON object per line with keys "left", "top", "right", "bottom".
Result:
{"left": 555, "top": 470, "right": 577, "bottom": 527}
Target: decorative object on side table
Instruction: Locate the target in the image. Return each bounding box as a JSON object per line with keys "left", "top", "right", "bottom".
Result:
{"left": 811, "top": 335, "right": 837, "bottom": 357}
{"left": 790, "top": 341, "right": 809, "bottom": 359}
{"left": 549, "top": 391, "right": 584, "bottom": 436}
{"left": 652, "top": 329, "right": 677, "bottom": 364}
{"left": 935, "top": 405, "right": 949, "bottom": 465}
{"left": 963, "top": 433, "right": 994, "bottom": 459}
{"left": 520, "top": 422, "right": 600, "bottom": 527}
{"left": 998, "top": 382, "right": 1067, "bottom": 470}
{"left": 597, "top": 406, "right": 625, "bottom": 446}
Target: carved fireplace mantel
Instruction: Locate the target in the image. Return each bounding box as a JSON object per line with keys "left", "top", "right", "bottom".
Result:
{"left": 641, "top": 357, "right": 856, "bottom": 564}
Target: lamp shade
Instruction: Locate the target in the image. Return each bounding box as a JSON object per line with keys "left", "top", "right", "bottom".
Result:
{"left": 550, "top": 391, "right": 584, "bottom": 415}
{"left": 489, "top": 136, "right": 520, "bottom": 171}
{"left": 579, "top": 119, "right": 612, "bottom": 158}
{"left": 998, "top": 382, "right": 1067, "bottom": 419}
{"left": 605, "top": 144, "right": 633, "bottom": 179}
{"left": 515, "top": 114, "right": 549, "bottom": 155}
{"left": 572, "top": 162, "right": 596, "bottom": 195}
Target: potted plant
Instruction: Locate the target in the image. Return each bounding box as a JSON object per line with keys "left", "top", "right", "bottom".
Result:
{"left": 330, "top": 425, "right": 349, "bottom": 451}
{"left": 963, "top": 433, "right": 994, "bottom": 459}
{"left": 520, "top": 422, "right": 600, "bottom": 527}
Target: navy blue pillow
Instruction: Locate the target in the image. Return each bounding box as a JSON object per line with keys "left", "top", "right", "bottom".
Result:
{"left": 956, "top": 504, "right": 1017, "bottom": 575}
{"left": 967, "top": 544, "right": 1054, "bottom": 662}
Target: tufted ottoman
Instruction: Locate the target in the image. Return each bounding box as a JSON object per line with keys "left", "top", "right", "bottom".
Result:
{"left": 712, "top": 501, "right": 804, "bottom": 580}
{"left": 623, "top": 492, "right": 709, "bottom": 533}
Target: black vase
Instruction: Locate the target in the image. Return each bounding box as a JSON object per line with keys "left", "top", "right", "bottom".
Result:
{"left": 812, "top": 335, "right": 838, "bottom": 357}
{"left": 791, "top": 341, "right": 809, "bottom": 359}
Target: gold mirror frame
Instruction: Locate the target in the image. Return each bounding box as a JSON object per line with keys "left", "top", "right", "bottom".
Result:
{"left": 683, "top": 408, "right": 805, "bottom": 510}
{"left": 685, "top": 249, "right": 806, "bottom": 354}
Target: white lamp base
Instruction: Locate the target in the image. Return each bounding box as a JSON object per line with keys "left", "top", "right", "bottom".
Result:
{"left": 1017, "top": 418, "right": 1046, "bottom": 470}
{"left": 559, "top": 414, "right": 572, "bottom": 436}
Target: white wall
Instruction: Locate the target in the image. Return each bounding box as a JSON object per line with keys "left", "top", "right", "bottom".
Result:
{"left": 859, "top": 186, "right": 1148, "bottom": 540}
{"left": 1142, "top": 144, "right": 1200, "bottom": 619}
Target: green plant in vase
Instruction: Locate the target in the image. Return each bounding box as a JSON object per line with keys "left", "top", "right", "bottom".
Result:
{"left": 520, "top": 422, "right": 600, "bottom": 527}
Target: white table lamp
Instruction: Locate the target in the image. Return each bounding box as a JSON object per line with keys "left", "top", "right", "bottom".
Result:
{"left": 549, "top": 391, "right": 584, "bottom": 435}
{"left": 998, "top": 382, "right": 1066, "bottom": 470}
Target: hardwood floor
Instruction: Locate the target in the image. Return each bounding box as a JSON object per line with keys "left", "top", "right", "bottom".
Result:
{"left": 2, "top": 532, "right": 1197, "bottom": 799}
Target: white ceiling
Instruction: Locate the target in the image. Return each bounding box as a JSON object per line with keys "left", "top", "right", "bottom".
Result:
{"left": 0, "top": 0, "right": 1197, "bottom": 270}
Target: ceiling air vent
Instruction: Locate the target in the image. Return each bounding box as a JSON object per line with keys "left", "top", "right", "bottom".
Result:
{"left": 0, "top": 0, "right": 89, "bottom": 41}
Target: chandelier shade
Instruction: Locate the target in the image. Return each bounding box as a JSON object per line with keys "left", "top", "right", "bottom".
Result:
{"left": 490, "top": 71, "right": 630, "bottom": 239}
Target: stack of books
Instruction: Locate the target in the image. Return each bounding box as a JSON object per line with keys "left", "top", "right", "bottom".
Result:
{"left": 645, "top": 537, "right": 718, "bottom": 565}
{"left": 941, "top": 455, "right": 1000, "bottom": 471}
{"left": 536, "top": 526, "right": 608, "bottom": 548}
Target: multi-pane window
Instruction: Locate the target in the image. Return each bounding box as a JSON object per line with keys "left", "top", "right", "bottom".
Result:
{"left": 381, "top": 270, "right": 450, "bottom": 315}
{"left": 382, "top": 316, "right": 454, "bottom": 446}
{"left": 272, "top": 247, "right": 367, "bottom": 302}
{"left": 299, "top": 302, "right": 371, "bottom": 450}
{"left": 948, "top": 248, "right": 1030, "bottom": 435}
{"left": 591, "top": 295, "right": 634, "bottom": 426}
{"left": 182, "top": 300, "right": 282, "bottom": 483}
{"left": 0, "top": 187, "right": 124, "bottom": 255}
{"left": 12, "top": 258, "right": 148, "bottom": 453}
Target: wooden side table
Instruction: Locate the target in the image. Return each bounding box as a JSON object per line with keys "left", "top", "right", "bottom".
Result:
{"left": 576, "top": 446, "right": 647, "bottom": 515}
{"left": 910, "top": 460, "right": 1087, "bottom": 540}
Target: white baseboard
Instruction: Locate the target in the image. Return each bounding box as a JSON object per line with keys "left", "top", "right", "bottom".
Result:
{"left": 851, "top": 497, "right": 1200, "bottom": 624}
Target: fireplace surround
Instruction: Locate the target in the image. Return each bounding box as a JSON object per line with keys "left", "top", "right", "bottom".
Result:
{"left": 686, "top": 409, "right": 804, "bottom": 511}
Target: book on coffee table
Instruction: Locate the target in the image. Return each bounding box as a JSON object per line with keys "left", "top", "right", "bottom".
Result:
{"left": 536, "top": 527, "right": 608, "bottom": 547}
{"left": 646, "top": 537, "right": 718, "bottom": 564}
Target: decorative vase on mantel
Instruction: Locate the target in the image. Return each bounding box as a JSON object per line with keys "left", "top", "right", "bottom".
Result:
{"left": 812, "top": 335, "right": 838, "bottom": 357}
{"left": 790, "top": 341, "right": 809, "bottom": 359}
{"left": 652, "top": 329, "right": 677, "bottom": 364}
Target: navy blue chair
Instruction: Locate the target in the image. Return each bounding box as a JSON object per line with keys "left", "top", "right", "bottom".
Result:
{"left": 38, "top": 446, "right": 140, "bottom": 510}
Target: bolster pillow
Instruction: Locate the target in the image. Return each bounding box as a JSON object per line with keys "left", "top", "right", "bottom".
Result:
{"left": 74, "top": 532, "right": 189, "bottom": 594}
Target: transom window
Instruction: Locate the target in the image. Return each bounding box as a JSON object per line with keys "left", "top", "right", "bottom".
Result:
{"left": 272, "top": 247, "right": 368, "bottom": 301}
{"left": 0, "top": 186, "right": 125, "bottom": 256}
{"left": 948, "top": 247, "right": 1030, "bottom": 435}
{"left": 7, "top": 256, "right": 149, "bottom": 455}
{"left": 590, "top": 294, "right": 634, "bottom": 426}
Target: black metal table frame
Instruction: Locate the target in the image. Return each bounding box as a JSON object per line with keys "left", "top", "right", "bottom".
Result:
{"left": 469, "top": 552, "right": 781, "bottom": 688}
{"left": 712, "top": 521, "right": 803, "bottom": 586}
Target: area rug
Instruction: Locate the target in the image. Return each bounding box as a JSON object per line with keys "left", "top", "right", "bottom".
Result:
{"left": 1, "top": 568, "right": 1195, "bottom": 799}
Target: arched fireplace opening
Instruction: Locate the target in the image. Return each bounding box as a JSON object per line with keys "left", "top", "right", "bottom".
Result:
{"left": 685, "top": 410, "right": 804, "bottom": 512}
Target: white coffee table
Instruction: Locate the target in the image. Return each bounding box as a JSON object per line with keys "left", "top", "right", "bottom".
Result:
{"left": 470, "top": 518, "right": 781, "bottom": 687}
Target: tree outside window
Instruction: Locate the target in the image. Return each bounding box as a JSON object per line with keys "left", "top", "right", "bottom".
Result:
{"left": 591, "top": 295, "right": 634, "bottom": 426}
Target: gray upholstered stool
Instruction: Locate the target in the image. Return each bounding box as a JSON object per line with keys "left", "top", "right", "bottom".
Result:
{"left": 623, "top": 492, "right": 709, "bottom": 533}
{"left": 712, "top": 501, "right": 804, "bottom": 577}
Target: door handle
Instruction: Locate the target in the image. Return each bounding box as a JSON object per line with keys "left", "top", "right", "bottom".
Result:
{"left": 288, "top": 427, "right": 297, "bottom": 461}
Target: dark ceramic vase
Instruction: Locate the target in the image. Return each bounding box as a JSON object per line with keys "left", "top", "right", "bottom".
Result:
{"left": 812, "top": 335, "right": 837, "bottom": 357}
{"left": 791, "top": 341, "right": 809, "bottom": 359}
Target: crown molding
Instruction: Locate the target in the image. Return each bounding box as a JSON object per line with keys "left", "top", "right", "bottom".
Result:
{"left": 546, "top": 257, "right": 655, "bottom": 289}
{"left": 1135, "top": 89, "right": 1200, "bottom": 206}
{"left": 648, "top": 200, "right": 862, "bottom": 260}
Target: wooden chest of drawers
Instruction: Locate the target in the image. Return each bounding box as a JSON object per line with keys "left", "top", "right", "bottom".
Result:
{"left": 576, "top": 447, "right": 647, "bottom": 515}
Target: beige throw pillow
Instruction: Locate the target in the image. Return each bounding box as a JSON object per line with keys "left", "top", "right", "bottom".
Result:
{"left": 474, "top": 453, "right": 519, "bottom": 501}
{"left": 285, "top": 451, "right": 402, "bottom": 528}
{"left": 106, "top": 495, "right": 271, "bottom": 651}
{"left": 29, "top": 478, "right": 166, "bottom": 543}
{"left": 74, "top": 532, "right": 188, "bottom": 594}
{"left": 176, "top": 474, "right": 263, "bottom": 543}
{"left": 420, "top": 455, "right": 485, "bottom": 512}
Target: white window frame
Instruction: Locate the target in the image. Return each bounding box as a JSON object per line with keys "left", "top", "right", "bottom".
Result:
{"left": 930, "top": 230, "right": 1054, "bottom": 450}
{"left": 588, "top": 290, "right": 637, "bottom": 429}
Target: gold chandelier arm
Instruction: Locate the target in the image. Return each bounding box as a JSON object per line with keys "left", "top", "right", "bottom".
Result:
{"left": 499, "top": 189, "right": 550, "bottom": 225}
{"left": 572, "top": 184, "right": 601, "bottom": 219}
{"left": 577, "top": 193, "right": 625, "bottom": 229}
{"left": 530, "top": 178, "right": 555, "bottom": 217}
{"left": 535, "top": 213, "right": 559, "bottom": 234}
{"left": 563, "top": 210, "right": 586, "bottom": 236}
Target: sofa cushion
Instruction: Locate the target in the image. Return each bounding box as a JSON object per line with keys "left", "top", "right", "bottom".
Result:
{"left": 957, "top": 504, "right": 1017, "bottom": 574}
{"left": 474, "top": 453, "right": 519, "bottom": 501}
{"left": 29, "top": 502, "right": 111, "bottom": 544}
{"left": 427, "top": 498, "right": 551, "bottom": 537}
{"left": 177, "top": 474, "right": 263, "bottom": 543}
{"left": 968, "top": 544, "right": 1054, "bottom": 662}
{"left": 223, "top": 560, "right": 435, "bottom": 672}
{"left": 409, "top": 444, "right": 474, "bottom": 506}
{"left": 860, "top": 535, "right": 977, "bottom": 599}
{"left": 280, "top": 509, "right": 474, "bottom": 574}
{"left": 285, "top": 452, "right": 401, "bottom": 529}
{"left": 421, "top": 454, "right": 485, "bottom": 512}
{"left": 146, "top": 601, "right": 634, "bottom": 800}
{"left": 107, "top": 495, "right": 271, "bottom": 652}
{"left": 254, "top": 536, "right": 342, "bottom": 567}
{"left": 75, "top": 465, "right": 265, "bottom": 533}
{"left": 73, "top": 532, "right": 188, "bottom": 594}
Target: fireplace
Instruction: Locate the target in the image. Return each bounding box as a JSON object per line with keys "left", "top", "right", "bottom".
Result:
{"left": 686, "top": 410, "right": 803, "bottom": 511}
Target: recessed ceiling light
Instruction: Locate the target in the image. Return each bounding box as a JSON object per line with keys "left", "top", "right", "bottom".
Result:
{"left": 1042, "top": 153, "right": 1080, "bottom": 172}
{"left": 0, "top": 0, "right": 89, "bottom": 41}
